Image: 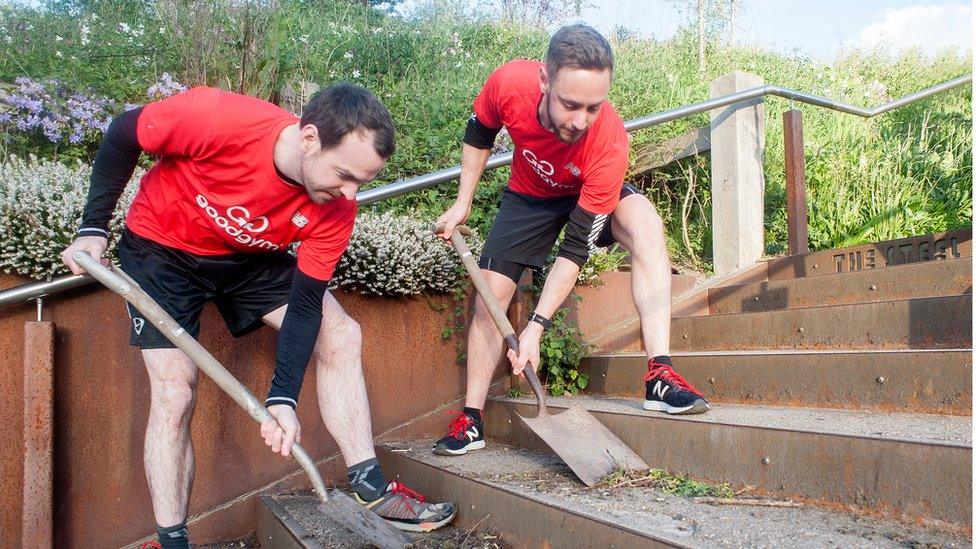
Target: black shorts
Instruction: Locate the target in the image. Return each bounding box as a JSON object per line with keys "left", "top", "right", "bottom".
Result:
{"left": 117, "top": 228, "right": 295, "bottom": 349}
{"left": 479, "top": 184, "right": 641, "bottom": 282}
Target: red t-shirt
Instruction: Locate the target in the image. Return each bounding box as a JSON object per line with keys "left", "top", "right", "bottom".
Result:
{"left": 126, "top": 87, "right": 355, "bottom": 281}
{"left": 473, "top": 60, "right": 629, "bottom": 214}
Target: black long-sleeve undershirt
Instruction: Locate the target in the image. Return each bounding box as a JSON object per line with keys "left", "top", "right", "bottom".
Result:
{"left": 462, "top": 114, "right": 501, "bottom": 149}
{"left": 78, "top": 107, "right": 143, "bottom": 238}
{"left": 266, "top": 270, "right": 328, "bottom": 409}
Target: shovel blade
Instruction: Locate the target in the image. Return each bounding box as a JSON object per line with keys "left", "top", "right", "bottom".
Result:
{"left": 317, "top": 489, "right": 412, "bottom": 549}
{"left": 519, "top": 405, "right": 648, "bottom": 487}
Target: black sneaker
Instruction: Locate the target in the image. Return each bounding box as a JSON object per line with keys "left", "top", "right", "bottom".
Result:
{"left": 643, "top": 361, "right": 710, "bottom": 414}
{"left": 432, "top": 411, "right": 485, "bottom": 456}
{"left": 354, "top": 481, "right": 456, "bottom": 532}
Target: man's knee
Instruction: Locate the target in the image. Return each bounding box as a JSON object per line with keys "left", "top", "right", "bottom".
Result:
{"left": 144, "top": 351, "right": 197, "bottom": 424}
{"left": 316, "top": 310, "right": 362, "bottom": 357}
{"left": 619, "top": 196, "right": 666, "bottom": 247}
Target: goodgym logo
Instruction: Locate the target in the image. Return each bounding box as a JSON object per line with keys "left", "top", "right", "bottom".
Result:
{"left": 521, "top": 148, "right": 576, "bottom": 190}
{"left": 195, "top": 194, "right": 281, "bottom": 250}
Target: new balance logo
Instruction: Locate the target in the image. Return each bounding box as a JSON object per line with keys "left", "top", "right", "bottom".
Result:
{"left": 651, "top": 381, "right": 669, "bottom": 400}
{"left": 291, "top": 212, "right": 309, "bottom": 228}
{"left": 466, "top": 426, "right": 479, "bottom": 442}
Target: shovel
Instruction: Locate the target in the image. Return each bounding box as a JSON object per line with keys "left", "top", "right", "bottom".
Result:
{"left": 436, "top": 225, "right": 648, "bottom": 486}
{"left": 73, "top": 252, "right": 411, "bottom": 549}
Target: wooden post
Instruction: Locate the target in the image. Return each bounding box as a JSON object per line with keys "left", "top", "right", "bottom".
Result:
{"left": 22, "top": 321, "right": 55, "bottom": 549}
{"left": 783, "top": 109, "right": 810, "bottom": 255}
{"left": 709, "top": 71, "right": 766, "bottom": 276}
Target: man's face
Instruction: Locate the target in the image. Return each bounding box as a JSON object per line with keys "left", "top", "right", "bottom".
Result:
{"left": 299, "top": 127, "right": 386, "bottom": 205}
{"left": 540, "top": 66, "right": 611, "bottom": 144}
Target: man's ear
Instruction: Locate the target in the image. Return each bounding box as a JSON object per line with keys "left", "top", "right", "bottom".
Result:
{"left": 539, "top": 65, "right": 550, "bottom": 95}
{"left": 299, "top": 124, "right": 320, "bottom": 154}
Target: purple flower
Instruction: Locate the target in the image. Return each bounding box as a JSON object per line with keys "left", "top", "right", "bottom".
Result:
{"left": 93, "top": 116, "right": 111, "bottom": 132}
{"left": 0, "top": 112, "right": 10, "bottom": 124}
{"left": 40, "top": 117, "right": 62, "bottom": 142}
{"left": 69, "top": 123, "right": 85, "bottom": 143}
{"left": 7, "top": 93, "right": 44, "bottom": 113}
{"left": 16, "top": 114, "right": 40, "bottom": 131}
{"left": 147, "top": 72, "right": 188, "bottom": 99}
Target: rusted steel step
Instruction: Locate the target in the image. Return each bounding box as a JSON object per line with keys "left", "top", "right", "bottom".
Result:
{"left": 483, "top": 395, "right": 972, "bottom": 528}
{"left": 670, "top": 295, "right": 971, "bottom": 351}
{"left": 377, "top": 446, "right": 684, "bottom": 548}
{"left": 765, "top": 229, "right": 971, "bottom": 281}
{"left": 708, "top": 258, "right": 971, "bottom": 315}
{"left": 582, "top": 349, "right": 972, "bottom": 415}
{"left": 256, "top": 491, "right": 514, "bottom": 548}
{"left": 374, "top": 441, "right": 970, "bottom": 547}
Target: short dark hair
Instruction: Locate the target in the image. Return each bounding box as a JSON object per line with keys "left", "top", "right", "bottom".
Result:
{"left": 545, "top": 24, "right": 614, "bottom": 80}
{"left": 300, "top": 83, "right": 395, "bottom": 159}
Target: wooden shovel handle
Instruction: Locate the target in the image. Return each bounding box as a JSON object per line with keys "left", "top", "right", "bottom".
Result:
{"left": 433, "top": 224, "right": 548, "bottom": 414}
{"left": 73, "top": 252, "right": 331, "bottom": 504}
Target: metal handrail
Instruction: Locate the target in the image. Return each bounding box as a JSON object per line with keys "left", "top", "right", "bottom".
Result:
{"left": 0, "top": 73, "right": 970, "bottom": 311}
{"left": 357, "top": 74, "right": 971, "bottom": 205}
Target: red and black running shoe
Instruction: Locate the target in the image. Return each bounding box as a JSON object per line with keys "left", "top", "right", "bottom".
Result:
{"left": 431, "top": 410, "right": 485, "bottom": 456}
{"left": 643, "top": 361, "right": 710, "bottom": 414}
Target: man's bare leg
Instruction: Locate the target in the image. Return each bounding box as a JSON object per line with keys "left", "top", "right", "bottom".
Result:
{"left": 609, "top": 193, "right": 671, "bottom": 357}
{"left": 610, "top": 192, "right": 708, "bottom": 414}
{"left": 142, "top": 348, "right": 198, "bottom": 528}
{"left": 432, "top": 269, "right": 517, "bottom": 456}
{"left": 463, "top": 269, "right": 519, "bottom": 410}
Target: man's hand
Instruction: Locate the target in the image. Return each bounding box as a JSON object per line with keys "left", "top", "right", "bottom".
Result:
{"left": 506, "top": 322, "right": 544, "bottom": 377}
{"left": 261, "top": 404, "right": 302, "bottom": 457}
{"left": 434, "top": 201, "right": 471, "bottom": 241}
{"left": 60, "top": 235, "right": 110, "bottom": 275}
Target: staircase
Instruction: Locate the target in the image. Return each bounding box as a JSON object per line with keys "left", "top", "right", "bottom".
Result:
{"left": 257, "top": 230, "right": 972, "bottom": 547}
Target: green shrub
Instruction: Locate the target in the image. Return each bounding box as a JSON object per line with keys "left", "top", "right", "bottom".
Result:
{"left": 538, "top": 307, "right": 591, "bottom": 397}
{"left": 0, "top": 156, "right": 141, "bottom": 280}
{"left": 330, "top": 211, "right": 483, "bottom": 296}
{"left": 0, "top": 1, "right": 969, "bottom": 270}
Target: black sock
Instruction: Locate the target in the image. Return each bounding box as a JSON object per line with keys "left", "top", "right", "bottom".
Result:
{"left": 462, "top": 406, "right": 483, "bottom": 423}
{"left": 347, "top": 457, "right": 388, "bottom": 501}
{"left": 156, "top": 521, "right": 189, "bottom": 549}
{"left": 651, "top": 355, "right": 673, "bottom": 367}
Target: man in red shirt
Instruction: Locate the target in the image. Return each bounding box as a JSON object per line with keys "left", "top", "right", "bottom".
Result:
{"left": 433, "top": 25, "right": 709, "bottom": 457}
{"left": 61, "top": 84, "right": 455, "bottom": 548}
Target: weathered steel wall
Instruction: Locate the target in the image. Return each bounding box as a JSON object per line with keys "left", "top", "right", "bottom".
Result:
{"left": 0, "top": 273, "right": 484, "bottom": 547}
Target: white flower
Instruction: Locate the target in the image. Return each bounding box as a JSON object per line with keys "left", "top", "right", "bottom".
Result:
{"left": 159, "top": 27, "right": 165, "bottom": 34}
{"left": 0, "top": 156, "right": 143, "bottom": 280}
{"left": 4, "top": 36, "right": 12, "bottom": 45}
{"left": 352, "top": 69, "right": 361, "bottom": 78}
{"left": 344, "top": 51, "right": 353, "bottom": 59}
{"left": 55, "top": 35, "right": 63, "bottom": 42}
{"left": 666, "top": 73, "right": 676, "bottom": 84}
{"left": 299, "top": 34, "right": 309, "bottom": 44}
{"left": 119, "top": 22, "right": 130, "bottom": 34}
{"left": 55, "top": 51, "right": 63, "bottom": 58}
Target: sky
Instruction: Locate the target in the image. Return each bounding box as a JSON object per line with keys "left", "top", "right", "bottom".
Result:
{"left": 577, "top": 0, "right": 972, "bottom": 60}
{"left": 400, "top": 0, "right": 972, "bottom": 60}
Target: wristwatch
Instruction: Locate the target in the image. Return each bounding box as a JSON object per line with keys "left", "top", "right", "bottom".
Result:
{"left": 528, "top": 312, "right": 553, "bottom": 331}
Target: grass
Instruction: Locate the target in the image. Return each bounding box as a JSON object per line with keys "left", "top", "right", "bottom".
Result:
{"left": 0, "top": 1, "right": 970, "bottom": 270}
{"left": 597, "top": 468, "right": 736, "bottom": 499}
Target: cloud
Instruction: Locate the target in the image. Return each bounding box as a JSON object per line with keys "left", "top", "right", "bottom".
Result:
{"left": 858, "top": 3, "right": 972, "bottom": 54}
